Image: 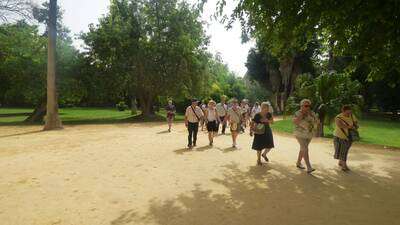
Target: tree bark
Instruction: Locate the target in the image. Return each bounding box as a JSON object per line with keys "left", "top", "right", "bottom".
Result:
{"left": 316, "top": 112, "right": 325, "bottom": 137}
{"left": 43, "top": 0, "right": 62, "bottom": 130}
{"left": 131, "top": 96, "right": 137, "bottom": 115}
{"left": 139, "top": 93, "right": 155, "bottom": 117}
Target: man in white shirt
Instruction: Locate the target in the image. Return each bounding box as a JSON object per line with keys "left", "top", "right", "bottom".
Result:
{"left": 185, "top": 99, "right": 204, "bottom": 148}
{"left": 216, "top": 96, "right": 228, "bottom": 134}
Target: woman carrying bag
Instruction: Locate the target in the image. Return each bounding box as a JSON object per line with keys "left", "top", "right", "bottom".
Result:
{"left": 334, "top": 105, "right": 359, "bottom": 171}
{"left": 251, "top": 102, "right": 275, "bottom": 166}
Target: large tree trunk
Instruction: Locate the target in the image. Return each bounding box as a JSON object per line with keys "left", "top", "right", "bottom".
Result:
{"left": 139, "top": 92, "right": 155, "bottom": 117}
{"left": 25, "top": 101, "right": 46, "bottom": 123}
{"left": 279, "top": 57, "right": 293, "bottom": 103}
{"left": 316, "top": 112, "right": 325, "bottom": 137}
{"left": 43, "top": 0, "right": 62, "bottom": 130}
{"left": 269, "top": 92, "right": 279, "bottom": 114}
{"left": 131, "top": 96, "right": 137, "bottom": 115}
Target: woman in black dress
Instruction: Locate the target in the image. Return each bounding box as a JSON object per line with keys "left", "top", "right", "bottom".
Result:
{"left": 251, "top": 102, "right": 274, "bottom": 165}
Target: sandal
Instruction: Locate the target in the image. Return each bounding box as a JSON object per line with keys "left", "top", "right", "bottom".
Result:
{"left": 341, "top": 167, "right": 350, "bottom": 172}
{"left": 296, "top": 164, "right": 306, "bottom": 170}
{"left": 262, "top": 154, "right": 269, "bottom": 162}
{"left": 307, "top": 168, "right": 316, "bottom": 174}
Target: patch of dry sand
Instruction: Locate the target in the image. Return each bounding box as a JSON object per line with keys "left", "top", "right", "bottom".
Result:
{"left": 0, "top": 123, "right": 399, "bottom": 225}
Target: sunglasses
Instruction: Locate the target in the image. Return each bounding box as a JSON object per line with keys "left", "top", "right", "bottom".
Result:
{"left": 303, "top": 105, "right": 311, "bottom": 108}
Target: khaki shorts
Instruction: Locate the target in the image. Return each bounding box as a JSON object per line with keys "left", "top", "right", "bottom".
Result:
{"left": 230, "top": 122, "right": 240, "bottom": 133}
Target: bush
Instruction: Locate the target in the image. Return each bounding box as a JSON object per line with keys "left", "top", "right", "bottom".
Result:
{"left": 116, "top": 101, "right": 128, "bottom": 111}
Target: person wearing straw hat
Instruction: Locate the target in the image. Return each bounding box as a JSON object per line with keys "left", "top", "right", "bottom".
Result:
{"left": 204, "top": 100, "right": 220, "bottom": 146}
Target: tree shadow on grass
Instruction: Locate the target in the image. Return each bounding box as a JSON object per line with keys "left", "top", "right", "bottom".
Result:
{"left": 0, "top": 112, "right": 31, "bottom": 117}
{"left": 110, "top": 162, "right": 400, "bottom": 225}
{"left": 0, "top": 114, "right": 168, "bottom": 127}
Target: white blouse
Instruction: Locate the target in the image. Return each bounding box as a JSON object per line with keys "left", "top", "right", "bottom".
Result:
{"left": 206, "top": 108, "right": 218, "bottom": 121}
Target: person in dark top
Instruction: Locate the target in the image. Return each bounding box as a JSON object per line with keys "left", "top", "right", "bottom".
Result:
{"left": 250, "top": 102, "right": 275, "bottom": 165}
{"left": 165, "top": 100, "right": 176, "bottom": 132}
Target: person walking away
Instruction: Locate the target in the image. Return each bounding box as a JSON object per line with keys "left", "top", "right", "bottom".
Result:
{"left": 334, "top": 105, "right": 359, "bottom": 171}
{"left": 216, "top": 96, "right": 228, "bottom": 134}
{"left": 165, "top": 100, "right": 176, "bottom": 132}
{"left": 251, "top": 102, "right": 275, "bottom": 165}
{"left": 205, "top": 100, "right": 220, "bottom": 146}
{"left": 185, "top": 99, "right": 204, "bottom": 149}
{"left": 226, "top": 99, "right": 242, "bottom": 148}
{"left": 293, "top": 99, "right": 319, "bottom": 174}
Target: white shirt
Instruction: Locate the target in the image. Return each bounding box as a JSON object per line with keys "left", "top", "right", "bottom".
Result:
{"left": 251, "top": 106, "right": 261, "bottom": 119}
{"left": 185, "top": 105, "right": 204, "bottom": 123}
{"left": 216, "top": 103, "right": 228, "bottom": 117}
{"left": 206, "top": 108, "right": 218, "bottom": 121}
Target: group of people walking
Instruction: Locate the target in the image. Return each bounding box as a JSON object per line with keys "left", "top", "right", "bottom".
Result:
{"left": 165, "top": 97, "right": 359, "bottom": 174}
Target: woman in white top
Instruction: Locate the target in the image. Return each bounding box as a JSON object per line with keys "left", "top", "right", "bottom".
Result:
{"left": 205, "top": 100, "right": 220, "bottom": 146}
{"left": 251, "top": 102, "right": 261, "bottom": 119}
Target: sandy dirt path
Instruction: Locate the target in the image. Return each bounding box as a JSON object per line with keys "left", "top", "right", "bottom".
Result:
{"left": 0, "top": 123, "right": 399, "bottom": 225}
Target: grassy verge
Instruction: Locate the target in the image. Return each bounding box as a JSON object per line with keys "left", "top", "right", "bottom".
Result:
{"left": 0, "top": 107, "right": 185, "bottom": 125}
{"left": 271, "top": 117, "right": 400, "bottom": 148}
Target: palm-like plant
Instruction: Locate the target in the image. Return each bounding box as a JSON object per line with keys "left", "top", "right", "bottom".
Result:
{"left": 287, "top": 73, "right": 363, "bottom": 137}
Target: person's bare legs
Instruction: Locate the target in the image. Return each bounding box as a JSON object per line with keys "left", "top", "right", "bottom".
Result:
{"left": 296, "top": 150, "right": 304, "bottom": 166}
{"left": 231, "top": 131, "right": 238, "bottom": 147}
{"left": 303, "top": 148, "right": 313, "bottom": 171}
{"left": 168, "top": 119, "right": 172, "bottom": 132}
{"left": 257, "top": 150, "right": 262, "bottom": 165}
{"left": 208, "top": 131, "right": 213, "bottom": 145}
{"left": 296, "top": 138, "right": 306, "bottom": 169}
{"left": 262, "top": 148, "right": 271, "bottom": 162}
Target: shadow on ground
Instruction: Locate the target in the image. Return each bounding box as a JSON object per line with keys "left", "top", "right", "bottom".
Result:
{"left": 110, "top": 163, "right": 400, "bottom": 225}
{"left": 0, "top": 114, "right": 171, "bottom": 126}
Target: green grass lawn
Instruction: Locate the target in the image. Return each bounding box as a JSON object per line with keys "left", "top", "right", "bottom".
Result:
{"left": 0, "top": 107, "right": 184, "bottom": 125}
{"left": 271, "top": 117, "right": 400, "bottom": 148}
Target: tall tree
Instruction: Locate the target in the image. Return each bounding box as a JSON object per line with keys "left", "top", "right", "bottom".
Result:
{"left": 286, "top": 73, "right": 363, "bottom": 137}
{"left": 82, "top": 0, "right": 209, "bottom": 116}
{"left": 43, "top": 0, "right": 62, "bottom": 130}
{"left": 0, "top": 0, "right": 33, "bottom": 22}
{"left": 224, "top": 0, "right": 400, "bottom": 82}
